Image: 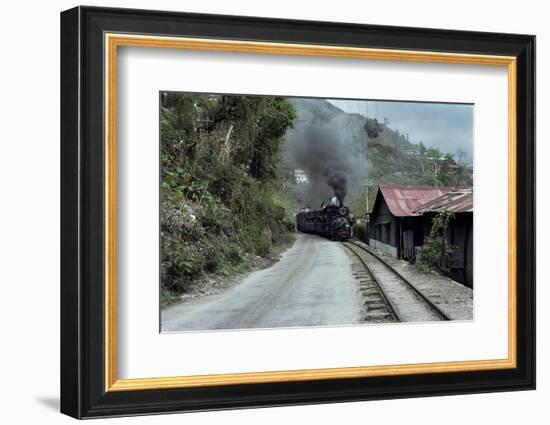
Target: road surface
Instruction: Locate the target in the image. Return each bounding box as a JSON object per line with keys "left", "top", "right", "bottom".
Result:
{"left": 161, "top": 233, "right": 362, "bottom": 331}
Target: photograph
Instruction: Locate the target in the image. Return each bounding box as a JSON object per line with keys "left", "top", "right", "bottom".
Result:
{"left": 159, "top": 92, "right": 475, "bottom": 331}
{"left": 58, "top": 5, "right": 535, "bottom": 419}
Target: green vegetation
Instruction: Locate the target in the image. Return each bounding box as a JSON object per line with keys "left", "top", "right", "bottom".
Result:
{"left": 354, "top": 222, "right": 368, "bottom": 242}
{"left": 160, "top": 93, "right": 296, "bottom": 304}
{"left": 365, "top": 118, "right": 472, "bottom": 185}
{"left": 417, "top": 210, "right": 456, "bottom": 273}
{"left": 350, "top": 118, "right": 473, "bottom": 218}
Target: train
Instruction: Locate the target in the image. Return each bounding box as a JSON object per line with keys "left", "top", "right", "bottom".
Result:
{"left": 296, "top": 202, "right": 354, "bottom": 241}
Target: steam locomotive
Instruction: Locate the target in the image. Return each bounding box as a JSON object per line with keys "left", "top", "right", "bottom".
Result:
{"left": 296, "top": 201, "right": 354, "bottom": 241}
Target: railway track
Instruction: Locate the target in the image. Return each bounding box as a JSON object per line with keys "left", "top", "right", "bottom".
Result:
{"left": 341, "top": 240, "right": 451, "bottom": 322}
{"left": 341, "top": 243, "right": 400, "bottom": 322}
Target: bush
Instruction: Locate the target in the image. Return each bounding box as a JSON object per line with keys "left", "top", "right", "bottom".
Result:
{"left": 355, "top": 222, "right": 368, "bottom": 242}
{"left": 203, "top": 244, "right": 224, "bottom": 273}
{"left": 161, "top": 237, "right": 204, "bottom": 292}
{"left": 417, "top": 210, "right": 456, "bottom": 273}
{"left": 223, "top": 245, "right": 242, "bottom": 265}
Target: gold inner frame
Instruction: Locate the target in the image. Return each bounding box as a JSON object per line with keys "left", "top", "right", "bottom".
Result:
{"left": 104, "top": 33, "right": 517, "bottom": 392}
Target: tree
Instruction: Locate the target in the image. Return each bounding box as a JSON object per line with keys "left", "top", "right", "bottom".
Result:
{"left": 364, "top": 118, "right": 383, "bottom": 139}
{"left": 419, "top": 141, "right": 426, "bottom": 155}
{"left": 249, "top": 98, "right": 296, "bottom": 180}
{"left": 455, "top": 148, "right": 466, "bottom": 164}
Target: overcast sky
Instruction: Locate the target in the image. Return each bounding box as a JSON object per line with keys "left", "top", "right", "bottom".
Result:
{"left": 328, "top": 99, "right": 474, "bottom": 162}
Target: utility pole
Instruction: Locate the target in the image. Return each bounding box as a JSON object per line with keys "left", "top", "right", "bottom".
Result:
{"left": 363, "top": 179, "right": 373, "bottom": 222}
{"left": 366, "top": 183, "right": 369, "bottom": 219}
{"left": 433, "top": 163, "right": 440, "bottom": 190}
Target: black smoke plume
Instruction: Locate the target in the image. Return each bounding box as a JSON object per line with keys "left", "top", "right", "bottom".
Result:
{"left": 294, "top": 122, "right": 353, "bottom": 207}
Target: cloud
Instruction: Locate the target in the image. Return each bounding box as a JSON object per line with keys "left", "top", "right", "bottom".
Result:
{"left": 328, "top": 99, "right": 474, "bottom": 162}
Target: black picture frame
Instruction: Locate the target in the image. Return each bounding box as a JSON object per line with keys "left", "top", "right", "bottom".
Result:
{"left": 61, "top": 5, "right": 535, "bottom": 419}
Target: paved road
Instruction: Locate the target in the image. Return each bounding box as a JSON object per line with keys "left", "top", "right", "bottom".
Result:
{"left": 161, "top": 233, "right": 362, "bottom": 331}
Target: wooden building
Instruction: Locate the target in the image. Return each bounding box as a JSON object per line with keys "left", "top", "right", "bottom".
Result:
{"left": 368, "top": 185, "right": 473, "bottom": 287}
{"left": 368, "top": 185, "right": 452, "bottom": 258}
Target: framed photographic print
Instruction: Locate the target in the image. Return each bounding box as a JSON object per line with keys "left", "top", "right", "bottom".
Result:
{"left": 60, "top": 6, "right": 535, "bottom": 419}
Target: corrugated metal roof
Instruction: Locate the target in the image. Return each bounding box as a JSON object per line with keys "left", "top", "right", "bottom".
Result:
{"left": 378, "top": 185, "right": 453, "bottom": 217}
{"left": 413, "top": 188, "right": 473, "bottom": 214}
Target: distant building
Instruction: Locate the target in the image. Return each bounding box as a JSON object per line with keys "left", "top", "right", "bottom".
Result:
{"left": 367, "top": 185, "right": 473, "bottom": 287}
{"left": 293, "top": 169, "right": 309, "bottom": 184}
{"left": 404, "top": 149, "right": 420, "bottom": 157}
{"left": 448, "top": 163, "right": 474, "bottom": 176}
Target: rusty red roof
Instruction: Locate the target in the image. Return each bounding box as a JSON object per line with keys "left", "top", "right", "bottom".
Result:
{"left": 378, "top": 185, "right": 453, "bottom": 217}
{"left": 414, "top": 188, "right": 473, "bottom": 214}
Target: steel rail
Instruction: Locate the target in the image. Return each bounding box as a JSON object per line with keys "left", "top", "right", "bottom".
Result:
{"left": 340, "top": 242, "right": 402, "bottom": 322}
{"left": 347, "top": 240, "right": 451, "bottom": 321}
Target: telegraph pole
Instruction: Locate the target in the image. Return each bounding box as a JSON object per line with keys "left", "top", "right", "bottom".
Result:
{"left": 363, "top": 179, "right": 373, "bottom": 222}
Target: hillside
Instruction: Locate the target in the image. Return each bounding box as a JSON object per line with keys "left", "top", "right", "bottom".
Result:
{"left": 160, "top": 93, "right": 297, "bottom": 304}
{"left": 282, "top": 98, "right": 473, "bottom": 216}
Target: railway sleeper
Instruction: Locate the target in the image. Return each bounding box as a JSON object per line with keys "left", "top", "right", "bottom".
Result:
{"left": 359, "top": 287, "right": 376, "bottom": 293}
{"left": 363, "top": 295, "right": 383, "bottom": 301}
{"left": 365, "top": 302, "right": 387, "bottom": 311}
{"left": 361, "top": 289, "right": 381, "bottom": 297}
{"left": 364, "top": 312, "right": 394, "bottom": 321}
{"left": 363, "top": 297, "right": 384, "bottom": 304}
